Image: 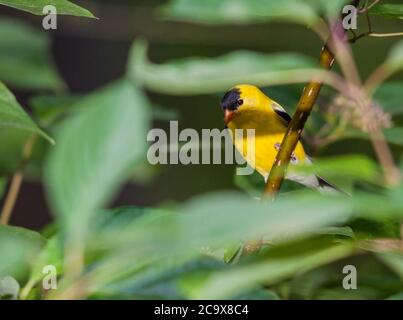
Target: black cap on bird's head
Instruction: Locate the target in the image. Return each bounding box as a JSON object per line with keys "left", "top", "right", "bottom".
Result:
{"left": 220, "top": 88, "right": 244, "bottom": 124}
{"left": 221, "top": 88, "right": 242, "bottom": 111}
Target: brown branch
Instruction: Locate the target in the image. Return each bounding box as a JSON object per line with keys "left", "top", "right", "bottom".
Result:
{"left": 264, "top": 45, "right": 336, "bottom": 197}
{"left": 263, "top": 0, "right": 363, "bottom": 197}
{"left": 0, "top": 134, "right": 37, "bottom": 225}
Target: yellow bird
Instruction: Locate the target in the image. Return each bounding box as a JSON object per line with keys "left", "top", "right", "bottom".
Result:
{"left": 221, "top": 84, "right": 336, "bottom": 191}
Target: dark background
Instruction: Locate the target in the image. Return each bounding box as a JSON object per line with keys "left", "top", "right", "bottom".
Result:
{"left": 1, "top": 0, "right": 402, "bottom": 230}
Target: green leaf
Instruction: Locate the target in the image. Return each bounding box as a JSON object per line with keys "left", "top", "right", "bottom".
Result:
{"left": 313, "top": 226, "right": 355, "bottom": 238}
{"left": 0, "top": 128, "right": 46, "bottom": 176}
{"left": 350, "top": 218, "right": 400, "bottom": 239}
{"left": 27, "top": 237, "right": 63, "bottom": 285}
{"left": 20, "top": 237, "right": 63, "bottom": 300}
{"left": 29, "top": 93, "right": 82, "bottom": 126}
{"left": 45, "top": 80, "right": 151, "bottom": 237}
{"left": 162, "top": 0, "right": 350, "bottom": 26}
{"left": 386, "top": 291, "right": 403, "bottom": 300}
{"left": 343, "top": 127, "right": 403, "bottom": 146}
{"left": 238, "top": 289, "right": 280, "bottom": 300}
{"left": 0, "top": 18, "right": 65, "bottom": 90}
{"left": 287, "top": 253, "right": 400, "bottom": 299}
{"left": 224, "top": 244, "right": 242, "bottom": 263}
{"left": 190, "top": 237, "right": 355, "bottom": 299}
{"left": 369, "top": 4, "right": 403, "bottom": 20}
{"left": 0, "top": 0, "right": 95, "bottom": 18}
{"left": 85, "top": 187, "right": 403, "bottom": 297}
{"left": 0, "top": 276, "right": 20, "bottom": 300}
{"left": 385, "top": 39, "right": 403, "bottom": 72}
{"left": 373, "top": 82, "right": 403, "bottom": 115}
{"left": 383, "top": 127, "right": 403, "bottom": 145}
{"left": 102, "top": 256, "right": 225, "bottom": 299}
{"left": 91, "top": 192, "right": 356, "bottom": 262}
{"left": 0, "top": 225, "right": 46, "bottom": 280}
{"left": 377, "top": 252, "right": 403, "bottom": 281}
{"left": 0, "top": 82, "right": 53, "bottom": 143}
{"left": 92, "top": 188, "right": 403, "bottom": 262}
{"left": 129, "top": 40, "right": 320, "bottom": 95}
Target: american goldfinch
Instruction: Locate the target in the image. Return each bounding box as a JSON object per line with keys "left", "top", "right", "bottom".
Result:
{"left": 221, "top": 84, "right": 336, "bottom": 191}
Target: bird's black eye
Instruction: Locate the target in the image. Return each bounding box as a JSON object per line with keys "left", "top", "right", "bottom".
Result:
{"left": 237, "top": 99, "right": 244, "bottom": 106}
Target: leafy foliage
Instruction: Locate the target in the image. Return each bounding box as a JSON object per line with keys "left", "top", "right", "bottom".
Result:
{"left": 163, "top": 0, "right": 350, "bottom": 25}
{"left": 130, "top": 40, "right": 320, "bottom": 95}
{"left": 0, "top": 0, "right": 95, "bottom": 18}
{"left": 0, "top": 82, "right": 53, "bottom": 143}
{"left": 0, "top": 225, "right": 46, "bottom": 280}
{"left": 0, "top": 0, "right": 402, "bottom": 301}
{"left": 45, "top": 80, "right": 151, "bottom": 238}
{"left": 0, "top": 18, "right": 65, "bottom": 90}
{"left": 369, "top": 4, "right": 403, "bottom": 20}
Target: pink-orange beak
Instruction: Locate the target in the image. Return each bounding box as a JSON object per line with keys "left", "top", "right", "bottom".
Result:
{"left": 224, "top": 109, "right": 236, "bottom": 125}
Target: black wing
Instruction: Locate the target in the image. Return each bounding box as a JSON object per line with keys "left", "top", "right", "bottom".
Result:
{"left": 272, "top": 102, "right": 292, "bottom": 125}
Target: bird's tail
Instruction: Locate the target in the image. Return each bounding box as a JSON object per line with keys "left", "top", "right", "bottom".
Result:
{"left": 317, "top": 176, "right": 350, "bottom": 195}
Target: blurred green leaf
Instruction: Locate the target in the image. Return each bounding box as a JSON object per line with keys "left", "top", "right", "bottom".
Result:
{"left": 162, "top": 0, "right": 349, "bottom": 26}
{"left": 385, "top": 127, "right": 403, "bottom": 145}
{"left": 287, "top": 253, "right": 401, "bottom": 300}
{"left": 349, "top": 218, "right": 400, "bottom": 239}
{"left": 190, "top": 237, "right": 355, "bottom": 299}
{"left": 377, "top": 251, "right": 403, "bottom": 281}
{"left": 0, "top": 18, "right": 65, "bottom": 90}
{"left": 86, "top": 192, "right": 361, "bottom": 295}
{"left": 373, "top": 82, "right": 403, "bottom": 115}
{"left": 26, "top": 237, "right": 63, "bottom": 288}
{"left": 45, "top": 80, "right": 151, "bottom": 238}
{"left": 0, "top": 225, "right": 46, "bottom": 280}
{"left": 237, "top": 289, "right": 280, "bottom": 300}
{"left": 0, "top": 127, "right": 49, "bottom": 178}
{"left": 0, "top": 129, "right": 30, "bottom": 174}
{"left": 386, "top": 291, "right": 403, "bottom": 300}
{"left": 224, "top": 244, "right": 242, "bottom": 263}
{"left": 385, "top": 39, "right": 403, "bottom": 72}
{"left": 0, "top": 276, "right": 19, "bottom": 300}
{"left": 102, "top": 256, "right": 225, "bottom": 299}
{"left": 343, "top": 127, "right": 403, "bottom": 146}
{"left": 75, "top": 186, "right": 403, "bottom": 298}
{"left": 92, "top": 206, "right": 151, "bottom": 233}
{"left": 129, "top": 40, "right": 320, "bottom": 95}
{"left": 0, "top": 0, "right": 95, "bottom": 18}
{"left": 314, "top": 226, "right": 355, "bottom": 238}
{"left": 29, "top": 93, "right": 82, "bottom": 126}
{"left": 369, "top": 4, "right": 403, "bottom": 20}
{"left": 0, "top": 82, "right": 53, "bottom": 143}
{"left": 91, "top": 188, "right": 403, "bottom": 260}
